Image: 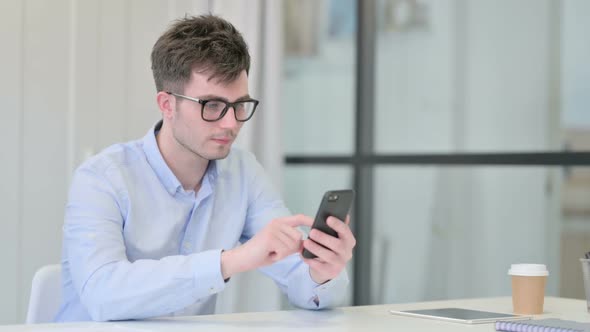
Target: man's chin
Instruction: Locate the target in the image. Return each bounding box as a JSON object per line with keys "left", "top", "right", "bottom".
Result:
{"left": 206, "top": 148, "right": 231, "bottom": 161}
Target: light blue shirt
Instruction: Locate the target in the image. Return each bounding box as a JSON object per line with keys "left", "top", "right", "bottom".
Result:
{"left": 55, "top": 121, "right": 348, "bottom": 322}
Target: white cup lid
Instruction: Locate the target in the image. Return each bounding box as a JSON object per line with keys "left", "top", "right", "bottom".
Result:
{"left": 508, "top": 264, "right": 549, "bottom": 277}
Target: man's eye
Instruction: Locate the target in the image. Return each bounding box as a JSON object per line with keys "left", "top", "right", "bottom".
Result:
{"left": 206, "top": 102, "right": 223, "bottom": 111}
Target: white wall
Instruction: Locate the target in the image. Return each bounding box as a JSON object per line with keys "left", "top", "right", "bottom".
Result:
{"left": 0, "top": 0, "right": 23, "bottom": 324}
{"left": 20, "top": 0, "right": 71, "bottom": 323}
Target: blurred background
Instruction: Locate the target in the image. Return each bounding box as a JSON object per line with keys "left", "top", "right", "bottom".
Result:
{"left": 1, "top": 0, "right": 589, "bottom": 324}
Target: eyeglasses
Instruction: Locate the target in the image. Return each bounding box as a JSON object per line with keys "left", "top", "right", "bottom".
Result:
{"left": 166, "top": 92, "right": 259, "bottom": 122}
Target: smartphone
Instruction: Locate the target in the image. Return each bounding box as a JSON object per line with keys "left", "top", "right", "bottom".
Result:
{"left": 302, "top": 189, "right": 355, "bottom": 259}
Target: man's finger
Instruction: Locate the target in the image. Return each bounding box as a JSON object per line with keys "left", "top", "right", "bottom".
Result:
{"left": 326, "top": 216, "right": 355, "bottom": 244}
{"left": 309, "top": 229, "right": 341, "bottom": 254}
{"left": 303, "top": 239, "right": 339, "bottom": 264}
{"left": 281, "top": 225, "right": 303, "bottom": 243}
{"left": 282, "top": 214, "right": 314, "bottom": 228}
{"left": 273, "top": 231, "right": 299, "bottom": 256}
{"left": 302, "top": 257, "right": 326, "bottom": 270}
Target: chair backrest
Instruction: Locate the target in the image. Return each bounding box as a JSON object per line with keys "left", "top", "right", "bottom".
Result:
{"left": 26, "top": 264, "right": 62, "bottom": 324}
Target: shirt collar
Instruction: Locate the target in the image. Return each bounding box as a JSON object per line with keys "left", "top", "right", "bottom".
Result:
{"left": 142, "top": 120, "right": 220, "bottom": 196}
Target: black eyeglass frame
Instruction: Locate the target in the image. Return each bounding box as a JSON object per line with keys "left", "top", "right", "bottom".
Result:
{"left": 166, "top": 91, "right": 259, "bottom": 122}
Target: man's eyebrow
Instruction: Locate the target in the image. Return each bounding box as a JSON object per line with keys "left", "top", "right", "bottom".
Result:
{"left": 198, "top": 94, "right": 252, "bottom": 102}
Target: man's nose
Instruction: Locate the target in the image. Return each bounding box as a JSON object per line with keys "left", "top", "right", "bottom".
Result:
{"left": 218, "top": 107, "right": 239, "bottom": 129}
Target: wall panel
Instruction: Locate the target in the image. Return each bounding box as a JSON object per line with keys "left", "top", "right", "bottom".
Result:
{"left": 20, "top": 0, "right": 70, "bottom": 322}
{"left": 126, "top": 0, "right": 169, "bottom": 138}
{"left": 0, "top": 0, "right": 23, "bottom": 324}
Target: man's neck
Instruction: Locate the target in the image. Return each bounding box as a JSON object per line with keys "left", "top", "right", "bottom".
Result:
{"left": 156, "top": 125, "right": 209, "bottom": 192}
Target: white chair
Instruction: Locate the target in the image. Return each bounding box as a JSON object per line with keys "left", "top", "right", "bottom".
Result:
{"left": 26, "top": 264, "right": 62, "bottom": 324}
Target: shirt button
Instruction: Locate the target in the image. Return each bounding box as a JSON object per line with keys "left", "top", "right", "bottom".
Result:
{"left": 209, "top": 287, "right": 215, "bottom": 294}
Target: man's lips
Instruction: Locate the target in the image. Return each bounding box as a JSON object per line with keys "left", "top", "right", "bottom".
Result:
{"left": 211, "top": 137, "right": 231, "bottom": 144}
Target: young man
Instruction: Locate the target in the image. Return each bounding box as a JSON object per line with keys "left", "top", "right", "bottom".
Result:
{"left": 55, "top": 15, "right": 356, "bottom": 322}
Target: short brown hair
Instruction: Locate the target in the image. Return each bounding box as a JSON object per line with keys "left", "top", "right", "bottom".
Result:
{"left": 151, "top": 15, "right": 250, "bottom": 93}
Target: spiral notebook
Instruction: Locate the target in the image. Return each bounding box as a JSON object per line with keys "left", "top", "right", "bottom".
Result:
{"left": 496, "top": 319, "right": 590, "bottom": 332}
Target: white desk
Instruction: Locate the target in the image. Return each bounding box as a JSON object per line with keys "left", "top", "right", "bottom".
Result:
{"left": 2, "top": 297, "right": 588, "bottom": 331}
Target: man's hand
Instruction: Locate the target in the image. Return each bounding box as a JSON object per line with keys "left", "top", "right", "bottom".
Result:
{"left": 302, "top": 215, "right": 356, "bottom": 284}
{"left": 221, "top": 214, "right": 313, "bottom": 279}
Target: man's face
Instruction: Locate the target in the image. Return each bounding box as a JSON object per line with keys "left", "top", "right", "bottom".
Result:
{"left": 169, "top": 70, "right": 249, "bottom": 161}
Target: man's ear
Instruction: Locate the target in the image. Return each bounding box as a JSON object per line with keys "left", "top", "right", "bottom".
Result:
{"left": 156, "top": 91, "right": 175, "bottom": 120}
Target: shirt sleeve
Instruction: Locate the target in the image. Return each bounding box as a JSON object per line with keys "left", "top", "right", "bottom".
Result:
{"left": 260, "top": 254, "right": 350, "bottom": 309}
{"left": 63, "top": 166, "right": 227, "bottom": 321}
{"left": 240, "top": 152, "right": 349, "bottom": 309}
